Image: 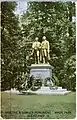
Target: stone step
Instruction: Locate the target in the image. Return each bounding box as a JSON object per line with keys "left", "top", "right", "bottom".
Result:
{"left": 26, "top": 89, "right": 71, "bottom": 95}
{"left": 26, "top": 87, "right": 71, "bottom": 95}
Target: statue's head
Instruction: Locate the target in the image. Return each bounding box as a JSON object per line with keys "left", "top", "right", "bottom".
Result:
{"left": 42, "top": 36, "right": 46, "bottom": 40}
{"left": 35, "top": 37, "right": 38, "bottom": 41}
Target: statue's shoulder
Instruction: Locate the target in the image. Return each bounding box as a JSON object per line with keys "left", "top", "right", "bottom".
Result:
{"left": 46, "top": 40, "right": 49, "bottom": 44}
{"left": 42, "top": 41, "right": 44, "bottom": 43}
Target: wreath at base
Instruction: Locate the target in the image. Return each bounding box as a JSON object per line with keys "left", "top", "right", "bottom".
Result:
{"left": 30, "top": 78, "right": 42, "bottom": 91}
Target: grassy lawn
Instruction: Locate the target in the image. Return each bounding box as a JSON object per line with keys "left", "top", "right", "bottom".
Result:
{"left": 1, "top": 92, "right": 76, "bottom": 119}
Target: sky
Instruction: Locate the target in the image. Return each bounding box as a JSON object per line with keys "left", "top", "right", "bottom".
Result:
{"left": 15, "top": 1, "right": 28, "bottom": 15}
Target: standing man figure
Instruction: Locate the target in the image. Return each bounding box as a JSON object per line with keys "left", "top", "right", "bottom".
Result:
{"left": 32, "top": 37, "right": 41, "bottom": 64}
{"left": 41, "top": 36, "right": 50, "bottom": 63}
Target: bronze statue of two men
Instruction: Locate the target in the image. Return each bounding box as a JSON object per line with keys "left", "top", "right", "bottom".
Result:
{"left": 32, "top": 36, "right": 50, "bottom": 64}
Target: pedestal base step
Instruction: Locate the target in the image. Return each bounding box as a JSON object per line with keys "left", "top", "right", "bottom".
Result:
{"left": 23, "top": 87, "right": 71, "bottom": 95}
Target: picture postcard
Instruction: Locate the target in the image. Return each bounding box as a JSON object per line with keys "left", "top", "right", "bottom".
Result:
{"left": 1, "top": 0, "right": 76, "bottom": 119}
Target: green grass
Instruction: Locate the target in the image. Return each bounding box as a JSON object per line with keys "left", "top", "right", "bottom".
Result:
{"left": 1, "top": 92, "right": 76, "bottom": 119}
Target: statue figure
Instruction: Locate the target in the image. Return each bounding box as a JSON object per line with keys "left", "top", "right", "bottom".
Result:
{"left": 32, "top": 37, "right": 41, "bottom": 64}
{"left": 41, "top": 36, "right": 50, "bottom": 63}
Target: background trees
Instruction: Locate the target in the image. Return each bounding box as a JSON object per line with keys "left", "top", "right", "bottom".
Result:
{"left": 1, "top": 2, "right": 22, "bottom": 89}
{"left": 1, "top": 1, "right": 76, "bottom": 91}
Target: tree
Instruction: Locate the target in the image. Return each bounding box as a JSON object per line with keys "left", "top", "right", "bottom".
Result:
{"left": 1, "top": 2, "right": 22, "bottom": 90}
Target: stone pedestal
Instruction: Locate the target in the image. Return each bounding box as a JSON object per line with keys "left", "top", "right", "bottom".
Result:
{"left": 30, "top": 64, "right": 52, "bottom": 79}
{"left": 22, "top": 64, "right": 71, "bottom": 95}
{"left": 30, "top": 64, "right": 52, "bottom": 85}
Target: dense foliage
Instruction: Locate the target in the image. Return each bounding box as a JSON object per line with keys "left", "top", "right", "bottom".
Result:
{"left": 1, "top": 2, "right": 76, "bottom": 91}
{"left": 1, "top": 2, "right": 22, "bottom": 89}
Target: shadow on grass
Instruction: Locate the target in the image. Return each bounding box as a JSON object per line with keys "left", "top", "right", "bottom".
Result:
{"left": 18, "top": 92, "right": 37, "bottom": 95}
